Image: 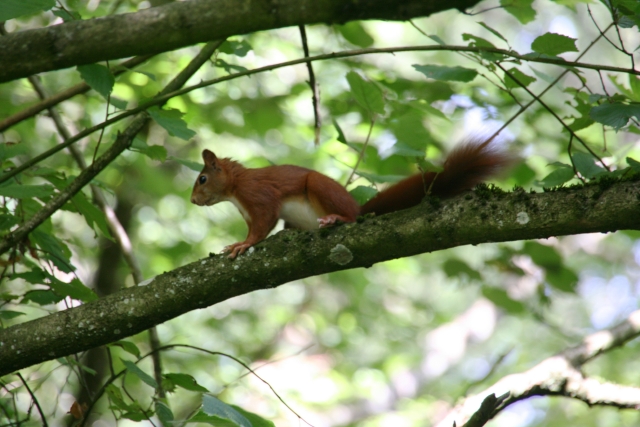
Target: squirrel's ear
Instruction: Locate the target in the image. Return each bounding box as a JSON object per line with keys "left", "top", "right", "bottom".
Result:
{"left": 202, "top": 149, "right": 217, "bottom": 165}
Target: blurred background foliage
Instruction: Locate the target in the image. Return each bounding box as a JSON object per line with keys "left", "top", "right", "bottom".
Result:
{"left": 1, "top": 0, "right": 640, "bottom": 425}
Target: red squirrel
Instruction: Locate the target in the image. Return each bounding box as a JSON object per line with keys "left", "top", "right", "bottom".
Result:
{"left": 191, "top": 139, "right": 512, "bottom": 258}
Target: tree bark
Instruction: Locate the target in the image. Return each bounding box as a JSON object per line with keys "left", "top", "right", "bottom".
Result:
{"left": 0, "top": 0, "right": 482, "bottom": 83}
{"left": 1, "top": 180, "right": 639, "bottom": 376}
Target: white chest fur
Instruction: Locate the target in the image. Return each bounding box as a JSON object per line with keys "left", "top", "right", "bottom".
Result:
{"left": 280, "top": 199, "right": 322, "bottom": 230}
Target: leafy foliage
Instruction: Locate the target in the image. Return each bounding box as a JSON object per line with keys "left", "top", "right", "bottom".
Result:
{"left": 1, "top": 0, "right": 640, "bottom": 426}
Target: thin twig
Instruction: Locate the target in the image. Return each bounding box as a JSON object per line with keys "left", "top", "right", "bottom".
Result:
{"left": 299, "top": 25, "right": 322, "bottom": 145}
{"left": 1, "top": 40, "right": 633, "bottom": 184}
{"left": 497, "top": 64, "right": 609, "bottom": 171}
{"left": 346, "top": 117, "right": 376, "bottom": 186}
{"left": 17, "top": 373, "right": 48, "bottom": 427}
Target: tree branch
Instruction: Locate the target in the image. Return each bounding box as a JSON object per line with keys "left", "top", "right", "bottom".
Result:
{"left": 0, "top": 180, "right": 639, "bottom": 376}
{"left": 0, "top": 0, "right": 483, "bottom": 83}
{"left": 440, "top": 310, "right": 640, "bottom": 427}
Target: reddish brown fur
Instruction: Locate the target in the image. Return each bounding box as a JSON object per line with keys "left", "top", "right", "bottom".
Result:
{"left": 360, "top": 139, "right": 513, "bottom": 216}
{"left": 192, "top": 140, "right": 513, "bottom": 257}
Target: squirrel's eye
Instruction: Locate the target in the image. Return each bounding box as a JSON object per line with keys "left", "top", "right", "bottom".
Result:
{"left": 198, "top": 175, "right": 207, "bottom": 185}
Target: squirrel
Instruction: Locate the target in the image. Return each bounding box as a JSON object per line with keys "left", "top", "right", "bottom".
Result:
{"left": 191, "top": 139, "right": 513, "bottom": 258}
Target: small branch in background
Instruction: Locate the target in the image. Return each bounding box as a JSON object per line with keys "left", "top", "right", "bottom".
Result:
{"left": 299, "top": 25, "right": 322, "bottom": 145}
{"left": 17, "top": 373, "right": 48, "bottom": 427}
{"left": 346, "top": 116, "right": 376, "bottom": 186}
{"left": 497, "top": 63, "right": 609, "bottom": 171}
{"left": 437, "top": 309, "right": 640, "bottom": 427}
{"left": 0, "top": 49, "right": 153, "bottom": 133}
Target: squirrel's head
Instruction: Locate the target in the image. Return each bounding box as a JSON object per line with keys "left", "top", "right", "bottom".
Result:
{"left": 190, "top": 149, "right": 229, "bottom": 206}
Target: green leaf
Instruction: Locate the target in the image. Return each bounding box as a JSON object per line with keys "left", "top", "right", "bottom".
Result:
{"left": 231, "top": 405, "right": 275, "bottom": 427}
{"left": 537, "top": 165, "right": 575, "bottom": 187}
{"left": 481, "top": 287, "right": 526, "bottom": 314}
{"left": 122, "top": 360, "right": 158, "bottom": 389}
{"left": 571, "top": 151, "right": 604, "bottom": 179}
{"left": 546, "top": 266, "right": 578, "bottom": 293}
{"left": 219, "top": 40, "right": 253, "bottom": 57}
{"left": 164, "top": 373, "right": 208, "bottom": 392}
{"left": 130, "top": 137, "right": 168, "bottom": 162}
{"left": 22, "top": 290, "right": 63, "bottom": 305}
{"left": 477, "top": 22, "right": 508, "bottom": 43}
{"left": 214, "top": 59, "right": 249, "bottom": 74}
{"left": 122, "top": 411, "right": 148, "bottom": 422}
{"left": 30, "top": 230, "right": 75, "bottom": 273}
{"left": 0, "top": 0, "right": 55, "bottom": 21}
{"left": 0, "top": 214, "right": 18, "bottom": 231}
{"left": 70, "top": 192, "right": 113, "bottom": 239}
{"left": 148, "top": 107, "right": 196, "bottom": 140}
{"left": 627, "top": 157, "right": 640, "bottom": 172}
{"left": 356, "top": 171, "right": 404, "bottom": 184}
{"left": 110, "top": 341, "right": 141, "bottom": 358}
{"left": 523, "top": 241, "right": 561, "bottom": 268}
{"left": 337, "top": 22, "right": 374, "bottom": 47}
{"left": 346, "top": 71, "right": 385, "bottom": 115}
{"left": 77, "top": 64, "right": 115, "bottom": 98}
{"left": 406, "top": 100, "right": 448, "bottom": 120}
{"left": 201, "top": 395, "right": 251, "bottom": 427}
{"left": 629, "top": 75, "right": 640, "bottom": 101}
{"left": 0, "top": 183, "right": 55, "bottom": 199}
{"left": 0, "top": 310, "right": 25, "bottom": 320}
{"left": 49, "top": 278, "right": 98, "bottom": 303}
{"left": 349, "top": 186, "right": 378, "bottom": 205}
{"left": 504, "top": 68, "right": 537, "bottom": 89}
{"left": 168, "top": 155, "right": 203, "bottom": 172}
{"left": 52, "top": 8, "right": 80, "bottom": 21}
{"left": 443, "top": 259, "right": 482, "bottom": 281}
{"left": 333, "top": 120, "right": 348, "bottom": 144}
{"left": 500, "top": 0, "right": 536, "bottom": 23}
{"left": 0, "top": 143, "right": 29, "bottom": 162}
{"left": 589, "top": 103, "right": 640, "bottom": 130}
{"left": 155, "top": 401, "right": 174, "bottom": 426}
{"left": 412, "top": 64, "right": 477, "bottom": 82}
{"left": 531, "top": 33, "right": 578, "bottom": 56}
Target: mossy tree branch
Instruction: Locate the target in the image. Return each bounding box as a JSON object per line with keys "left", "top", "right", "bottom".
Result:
{"left": 0, "top": 0, "right": 483, "bottom": 83}
{"left": 1, "top": 180, "right": 639, "bottom": 376}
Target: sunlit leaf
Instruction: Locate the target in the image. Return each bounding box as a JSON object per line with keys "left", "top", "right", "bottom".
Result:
{"left": 412, "top": 64, "right": 477, "bottom": 82}
{"left": 500, "top": 0, "right": 536, "bottom": 23}
{"left": 346, "top": 71, "right": 385, "bottom": 115}
{"left": 337, "top": 22, "right": 374, "bottom": 47}
{"left": 482, "top": 287, "right": 526, "bottom": 314}
{"left": 148, "top": 107, "right": 197, "bottom": 140}
{"left": 443, "top": 259, "right": 482, "bottom": 280}
{"left": 504, "top": 68, "right": 537, "bottom": 89}
{"left": 349, "top": 186, "right": 378, "bottom": 205}
{"left": 531, "top": 33, "right": 578, "bottom": 56}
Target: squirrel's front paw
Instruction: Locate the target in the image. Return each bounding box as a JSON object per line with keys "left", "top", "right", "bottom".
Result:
{"left": 222, "top": 242, "right": 252, "bottom": 259}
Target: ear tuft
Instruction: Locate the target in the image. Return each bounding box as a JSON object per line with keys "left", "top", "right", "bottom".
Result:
{"left": 202, "top": 149, "right": 217, "bottom": 165}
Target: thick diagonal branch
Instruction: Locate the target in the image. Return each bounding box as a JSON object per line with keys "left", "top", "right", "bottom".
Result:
{"left": 0, "top": 181, "right": 639, "bottom": 376}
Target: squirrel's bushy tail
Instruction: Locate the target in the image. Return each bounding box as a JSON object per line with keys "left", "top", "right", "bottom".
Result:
{"left": 359, "top": 139, "right": 514, "bottom": 216}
